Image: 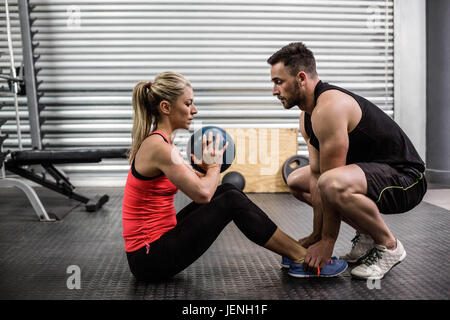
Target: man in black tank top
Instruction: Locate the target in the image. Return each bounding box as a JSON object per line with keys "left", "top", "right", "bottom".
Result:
{"left": 267, "top": 42, "right": 427, "bottom": 280}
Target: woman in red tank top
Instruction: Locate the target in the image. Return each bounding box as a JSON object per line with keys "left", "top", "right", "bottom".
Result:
{"left": 123, "top": 72, "right": 309, "bottom": 281}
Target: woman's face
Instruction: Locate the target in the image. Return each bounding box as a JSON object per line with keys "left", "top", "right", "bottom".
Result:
{"left": 170, "top": 86, "right": 198, "bottom": 130}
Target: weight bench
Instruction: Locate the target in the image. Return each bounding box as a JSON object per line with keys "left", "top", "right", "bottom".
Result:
{"left": 1, "top": 148, "right": 128, "bottom": 221}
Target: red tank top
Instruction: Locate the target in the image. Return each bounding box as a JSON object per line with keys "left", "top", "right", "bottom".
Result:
{"left": 122, "top": 131, "right": 178, "bottom": 252}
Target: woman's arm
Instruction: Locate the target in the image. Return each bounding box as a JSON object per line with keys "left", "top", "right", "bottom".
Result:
{"left": 147, "top": 132, "right": 226, "bottom": 203}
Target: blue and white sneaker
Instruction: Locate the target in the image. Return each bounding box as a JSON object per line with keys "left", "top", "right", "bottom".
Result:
{"left": 282, "top": 255, "right": 339, "bottom": 269}
{"left": 281, "top": 256, "right": 292, "bottom": 268}
{"left": 288, "top": 258, "right": 348, "bottom": 278}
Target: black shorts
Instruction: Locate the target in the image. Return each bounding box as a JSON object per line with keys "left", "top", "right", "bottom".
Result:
{"left": 355, "top": 162, "right": 427, "bottom": 214}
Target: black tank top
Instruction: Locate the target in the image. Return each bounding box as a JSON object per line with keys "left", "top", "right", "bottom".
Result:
{"left": 304, "top": 81, "right": 425, "bottom": 172}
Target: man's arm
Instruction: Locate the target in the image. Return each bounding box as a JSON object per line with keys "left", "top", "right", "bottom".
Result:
{"left": 308, "top": 145, "right": 324, "bottom": 244}
{"left": 303, "top": 92, "right": 353, "bottom": 272}
{"left": 312, "top": 99, "right": 349, "bottom": 173}
{"left": 299, "top": 111, "right": 322, "bottom": 246}
{"left": 312, "top": 92, "right": 350, "bottom": 243}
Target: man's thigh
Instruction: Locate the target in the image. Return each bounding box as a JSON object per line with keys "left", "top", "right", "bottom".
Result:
{"left": 354, "top": 162, "right": 427, "bottom": 214}
{"left": 318, "top": 164, "right": 368, "bottom": 196}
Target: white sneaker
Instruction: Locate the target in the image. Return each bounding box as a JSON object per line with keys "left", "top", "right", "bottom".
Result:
{"left": 340, "top": 233, "right": 374, "bottom": 263}
{"left": 350, "top": 239, "right": 407, "bottom": 280}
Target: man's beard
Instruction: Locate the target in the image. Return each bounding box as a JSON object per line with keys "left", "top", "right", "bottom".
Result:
{"left": 283, "top": 81, "right": 303, "bottom": 109}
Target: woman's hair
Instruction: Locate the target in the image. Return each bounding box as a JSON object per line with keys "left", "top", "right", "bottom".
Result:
{"left": 267, "top": 42, "right": 317, "bottom": 77}
{"left": 128, "top": 71, "right": 191, "bottom": 163}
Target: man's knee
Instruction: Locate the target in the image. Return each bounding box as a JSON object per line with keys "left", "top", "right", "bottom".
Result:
{"left": 286, "top": 166, "right": 310, "bottom": 193}
{"left": 317, "top": 171, "right": 353, "bottom": 205}
{"left": 286, "top": 175, "right": 300, "bottom": 192}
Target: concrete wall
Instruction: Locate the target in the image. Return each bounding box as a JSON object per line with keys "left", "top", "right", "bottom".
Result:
{"left": 426, "top": 0, "right": 450, "bottom": 185}
{"left": 394, "top": 0, "right": 427, "bottom": 161}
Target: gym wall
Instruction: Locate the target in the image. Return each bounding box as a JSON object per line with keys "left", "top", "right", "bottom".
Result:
{"left": 1, "top": 0, "right": 394, "bottom": 186}
{"left": 426, "top": 0, "right": 450, "bottom": 185}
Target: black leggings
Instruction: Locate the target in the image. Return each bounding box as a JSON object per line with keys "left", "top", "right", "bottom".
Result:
{"left": 126, "top": 183, "right": 277, "bottom": 281}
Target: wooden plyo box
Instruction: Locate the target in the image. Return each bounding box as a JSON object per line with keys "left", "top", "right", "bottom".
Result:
{"left": 221, "top": 128, "right": 298, "bottom": 193}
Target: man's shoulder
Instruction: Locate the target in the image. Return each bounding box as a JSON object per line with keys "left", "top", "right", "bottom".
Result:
{"left": 313, "top": 89, "right": 360, "bottom": 124}
{"left": 316, "top": 89, "right": 354, "bottom": 108}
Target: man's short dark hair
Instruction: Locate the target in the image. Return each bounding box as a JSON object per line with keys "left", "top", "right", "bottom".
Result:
{"left": 267, "top": 42, "right": 317, "bottom": 77}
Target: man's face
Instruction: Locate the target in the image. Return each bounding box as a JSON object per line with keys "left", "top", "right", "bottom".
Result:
{"left": 270, "top": 62, "right": 303, "bottom": 110}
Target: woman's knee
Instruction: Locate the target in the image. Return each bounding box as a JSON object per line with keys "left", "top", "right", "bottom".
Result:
{"left": 210, "top": 185, "right": 251, "bottom": 212}
{"left": 222, "top": 185, "right": 246, "bottom": 201}
{"left": 213, "top": 183, "right": 242, "bottom": 198}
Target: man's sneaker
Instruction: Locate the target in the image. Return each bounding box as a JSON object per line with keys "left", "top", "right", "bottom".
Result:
{"left": 350, "top": 239, "right": 406, "bottom": 280}
{"left": 288, "top": 258, "right": 348, "bottom": 278}
{"left": 340, "top": 233, "right": 375, "bottom": 263}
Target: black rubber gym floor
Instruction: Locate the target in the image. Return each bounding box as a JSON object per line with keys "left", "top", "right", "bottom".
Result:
{"left": 0, "top": 186, "right": 449, "bottom": 300}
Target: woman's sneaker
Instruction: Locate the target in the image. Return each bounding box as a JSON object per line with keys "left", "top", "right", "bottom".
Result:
{"left": 281, "top": 255, "right": 338, "bottom": 269}
{"left": 288, "top": 258, "right": 348, "bottom": 278}
{"left": 350, "top": 239, "right": 406, "bottom": 280}
{"left": 340, "top": 233, "right": 375, "bottom": 263}
{"left": 281, "top": 256, "right": 292, "bottom": 268}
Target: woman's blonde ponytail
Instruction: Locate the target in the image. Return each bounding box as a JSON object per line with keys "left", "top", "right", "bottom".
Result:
{"left": 128, "top": 72, "right": 191, "bottom": 163}
{"left": 128, "top": 82, "right": 157, "bottom": 163}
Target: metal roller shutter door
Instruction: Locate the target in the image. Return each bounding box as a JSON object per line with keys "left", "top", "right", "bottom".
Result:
{"left": 0, "top": 0, "right": 394, "bottom": 186}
